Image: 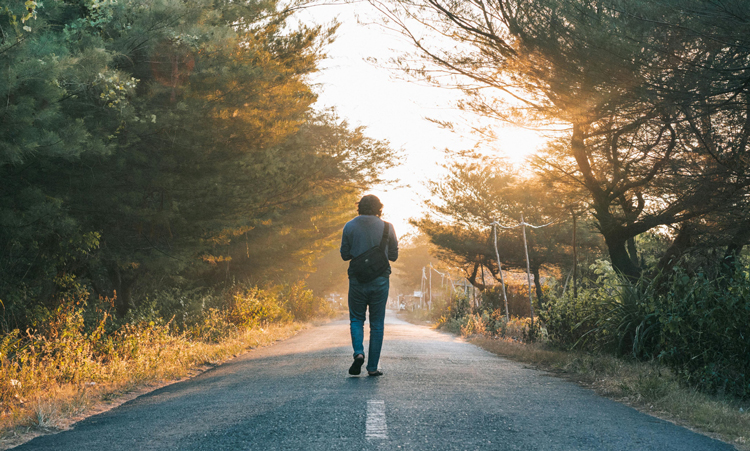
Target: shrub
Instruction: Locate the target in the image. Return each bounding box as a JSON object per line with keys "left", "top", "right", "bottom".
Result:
{"left": 590, "top": 277, "right": 660, "bottom": 359}
{"left": 278, "top": 282, "right": 333, "bottom": 322}
{"left": 656, "top": 268, "right": 750, "bottom": 398}
{"left": 226, "top": 286, "right": 291, "bottom": 328}
{"left": 540, "top": 259, "right": 660, "bottom": 355}
{"left": 448, "top": 289, "right": 472, "bottom": 319}
{"left": 188, "top": 308, "right": 237, "bottom": 343}
{"left": 542, "top": 287, "right": 606, "bottom": 349}
{"left": 481, "top": 283, "right": 535, "bottom": 318}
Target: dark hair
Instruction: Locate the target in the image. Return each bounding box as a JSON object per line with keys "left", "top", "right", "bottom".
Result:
{"left": 357, "top": 194, "right": 383, "bottom": 217}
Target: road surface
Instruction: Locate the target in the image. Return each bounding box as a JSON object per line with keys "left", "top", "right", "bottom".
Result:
{"left": 14, "top": 313, "right": 734, "bottom": 450}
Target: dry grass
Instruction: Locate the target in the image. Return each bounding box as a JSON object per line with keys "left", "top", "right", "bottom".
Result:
{"left": 0, "top": 321, "right": 306, "bottom": 449}
{"left": 470, "top": 336, "right": 750, "bottom": 450}
{"left": 397, "top": 311, "right": 749, "bottom": 450}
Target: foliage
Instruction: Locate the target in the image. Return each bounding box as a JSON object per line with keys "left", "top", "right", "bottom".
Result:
{"left": 0, "top": 0, "right": 397, "bottom": 329}
{"left": 0, "top": 278, "right": 327, "bottom": 431}
{"left": 431, "top": 287, "right": 540, "bottom": 342}
{"left": 414, "top": 157, "right": 604, "bottom": 305}
{"left": 542, "top": 288, "right": 605, "bottom": 350}
{"left": 480, "top": 280, "right": 551, "bottom": 318}
{"left": 413, "top": 252, "right": 750, "bottom": 400}
{"left": 277, "top": 282, "right": 334, "bottom": 322}
{"left": 226, "top": 287, "right": 291, "bottom": 329}
{"left": 657, "top": 268, "right": 750, "bottom": 398}
{"left": 446, "top": 289, "right": 472, "bottom": 320}
{"left": 377, "top": 0, "right": 750, "bottom": 278}
{"left": 589, "top": 278, "right": 661, "bottom": 360}
{"left": 542, "top": 260, "right": 750, "bottom": 398}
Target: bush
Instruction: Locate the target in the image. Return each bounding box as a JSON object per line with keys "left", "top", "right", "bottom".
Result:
{"left": 656, "top": 268, "right": 750, "bottom": 398}
{"left": 542, "top": 288, "right": 605, "bottom": 349}
{"left": 278, "top": 282, "right": 334, "bottom": 322}
{"left": 226, "top": 286, "right": 291, "bottom": 328}
{"left": 447, "top": 289, "right": 472, "bottom": 319}
{"left": 541, "top": 260, "right": 617, "bottom": 349}
{"left": 543, "top": 260, "right": 750, "bottom": 398}
{"left": 0, "top": 278, "right": 332, "bottom": 429}
{"left": 592, "top": 277, "right": 660, "bottom": 359}
{"left": 480, "top": 283, "right": 535, "bottom": 318}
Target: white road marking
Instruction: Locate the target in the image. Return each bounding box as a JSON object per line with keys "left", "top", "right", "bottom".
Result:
{"left": 366, "top": 400, "right": 387, "bottom": 440}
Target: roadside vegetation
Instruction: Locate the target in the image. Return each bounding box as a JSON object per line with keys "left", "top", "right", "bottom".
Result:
{"left": 381, "top": 3, "right": 750, "bottom": 447}
{"left": 0, "top": 0, "right": 380, "bottom": 443}
{"left": 398, "top": 263, "right": 750, "bottom": 450}
{"left": 0, "top": 282, "right": 338, "bottom": 444}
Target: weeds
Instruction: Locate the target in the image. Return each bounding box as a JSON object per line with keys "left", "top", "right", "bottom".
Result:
{"left": 399, "top": 259, "right": 750, "bottom": 449}
{"left": 0, "top": 281, "right": 333, "bottom": 441}
{"left": 467, "top": 336, "right": 750, "bottom": 450}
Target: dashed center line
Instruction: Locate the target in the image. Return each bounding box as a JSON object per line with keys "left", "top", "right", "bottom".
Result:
{"left": 366, "top": 400, "right": 387, "bottom": 440}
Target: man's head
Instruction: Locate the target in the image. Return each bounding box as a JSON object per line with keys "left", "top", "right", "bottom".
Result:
{"left": 357, "top": 194, "right": 383, "bottom": 217}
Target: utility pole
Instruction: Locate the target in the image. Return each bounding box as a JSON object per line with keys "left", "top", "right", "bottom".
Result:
{"left": 429, "top": 263, "right": 432, "bottom": 310}
{"left": 521, "top": 214, "right": 535, "bottom": 328}
{"left": 493, "top": 223, "right": 510, "bottom": 322}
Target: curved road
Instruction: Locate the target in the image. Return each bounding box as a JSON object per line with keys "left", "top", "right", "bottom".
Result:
{"left": 15, "top": 313, "right": 734, "bottom": 450}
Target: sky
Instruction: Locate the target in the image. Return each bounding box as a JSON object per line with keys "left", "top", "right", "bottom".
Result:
{"left": 294, "top": 2, "right": 547, "bottom": 235}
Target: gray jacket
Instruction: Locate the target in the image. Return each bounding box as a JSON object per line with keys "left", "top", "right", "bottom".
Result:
{"left": 340, "top": 215, "right": 399, "bottom": 278}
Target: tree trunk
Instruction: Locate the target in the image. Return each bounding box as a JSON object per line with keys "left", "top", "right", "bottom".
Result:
{"left": 627, "top": 237, "right": 639, "bottom": 267}
{"left": 467, "top": 261, "right": 486, "bottom": 290}
{"left": 603, "top": 233, "right": 642, "bottom": 279}
{"left": 721, "top": 226, "right": 750, "bottom": 276}
{"left": 109, "top": 264, "right": 136, "bottom": 318}
{"left": 532, "top": 265, "right": 544, "bottom": 310}
{"left": 655, "top": 223, "right": 694, "bottom": 275}
{"left": 572, "top": 210, "right": 578, "bottom": 298}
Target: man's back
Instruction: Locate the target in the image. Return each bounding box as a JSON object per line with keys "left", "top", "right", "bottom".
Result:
{"left": 340, "top": 215, "right": 398, "bottom": 264}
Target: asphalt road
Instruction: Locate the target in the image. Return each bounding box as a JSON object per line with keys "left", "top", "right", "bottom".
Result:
{"left": 15, "top": 312, "right": 735, "bottom": 450}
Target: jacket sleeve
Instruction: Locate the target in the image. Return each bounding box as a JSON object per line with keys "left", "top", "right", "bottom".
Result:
{"left": 340, "top": 224, "right": 352, "bottom": 261}
{"left": 387, "top": 223, "right": 399, "bottom": 262}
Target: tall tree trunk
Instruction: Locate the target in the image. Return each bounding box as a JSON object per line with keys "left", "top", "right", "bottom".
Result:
{"left": 571, "top": 123, "right": 642, "bottom": 280}
{"left": 572, "top": 210, "right": 578, "bottom": 298}
{"left": 532, "top": 265, "right": 544, "bottom": 310}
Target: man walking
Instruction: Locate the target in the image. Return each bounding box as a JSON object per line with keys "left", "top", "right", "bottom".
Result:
{"left": 340, "top": 194, "right": 398, "bottom": 376}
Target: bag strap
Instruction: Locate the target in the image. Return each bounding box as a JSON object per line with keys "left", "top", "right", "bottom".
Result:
{"left": 378, "top": 221, "right": 390, "bottom": 250}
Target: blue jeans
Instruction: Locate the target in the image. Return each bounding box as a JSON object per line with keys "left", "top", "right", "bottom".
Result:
{"left": 348, "top": 276, "right": 389, "bottom": 372}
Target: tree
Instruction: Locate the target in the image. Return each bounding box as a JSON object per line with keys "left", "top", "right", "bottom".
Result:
{"left": 389, "top": 233, "right": 438, "bottom": 297}
{"left": 371, "top": 0, "right": 750, "bottom": 278}
{"left": 414, "top": 157, "right": 603, "bottom": 306}
{"left": 0, "top": 0, "right": 398, "bottom": 325}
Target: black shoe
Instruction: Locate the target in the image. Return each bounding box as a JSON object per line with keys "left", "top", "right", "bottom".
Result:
{"left": 367, "top": 370, "right": 384, "bottom": 377}
{"left": 348, "top": 354, "right": 365, "bottom": 375}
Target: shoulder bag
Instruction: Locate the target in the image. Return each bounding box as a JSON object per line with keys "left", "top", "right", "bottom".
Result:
{"left": 349, "top": 221, "right": 391, "bottom": 283}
